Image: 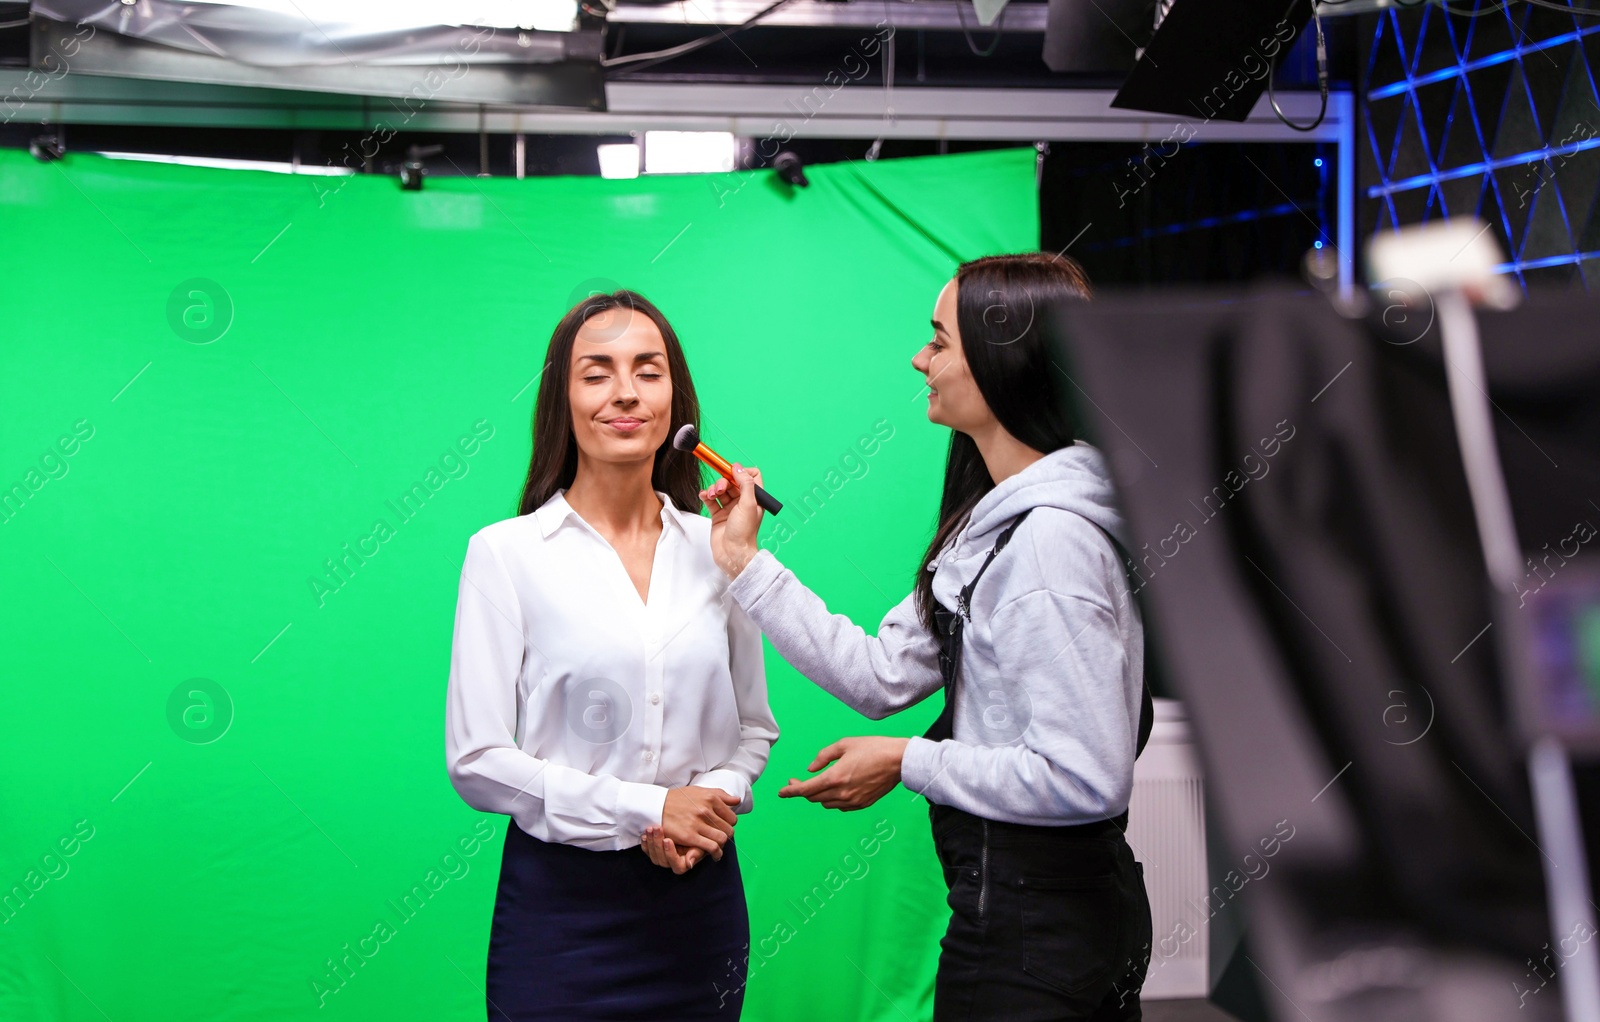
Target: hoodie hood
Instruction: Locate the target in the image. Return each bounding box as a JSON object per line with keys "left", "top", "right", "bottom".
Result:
{"left": 931, "top": 441, "right": 1127, "bottom": 571}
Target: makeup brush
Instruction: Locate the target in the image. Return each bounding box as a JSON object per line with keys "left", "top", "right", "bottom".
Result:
{"left": 673, "top": 424, "right": 783, "bottom": 515}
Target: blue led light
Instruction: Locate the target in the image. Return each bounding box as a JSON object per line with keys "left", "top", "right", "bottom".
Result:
{"left": 1083, "top": 201, "right": 1307, "bottom": 252}
{"left": 1314, "top": 159, "right": 1323, "bottom": 167}
{"left": 1314, "top": 240, "right": 1324, "bottom": 249}
{"left": 1365, "top": 8, "right": 1600, "bottom": 290}
{"left": 1366, "top": 25, "right": 1600, "bottom": 102}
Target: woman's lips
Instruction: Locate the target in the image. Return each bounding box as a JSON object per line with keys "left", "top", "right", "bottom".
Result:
{"left": 608, "top": 418, "right": 645, "bottom": 432}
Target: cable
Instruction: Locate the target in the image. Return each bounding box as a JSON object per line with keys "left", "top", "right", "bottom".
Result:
{"left": 1435, "top": 0, "right": 1517, "bottom": 17}
{"left": 955, "top": 0, "right": 1008, "bottom": 58}
{"left": 603, "top": 0, "right": 797, "bottom": 72}
{"left": 866, "top": 22, "right": 896, "bottom": 160}
{"left": 1267, "top": 0, "right": 1329, "bottom": 132}
{"left": 1316, "top": 0, "right": 1599, "bottom": 15}
{"left": 1406, "top": 0, "right": 1546, "bottom": 15}
{"left": 1518, "top": 0, "right": 1600, "bottom": 16}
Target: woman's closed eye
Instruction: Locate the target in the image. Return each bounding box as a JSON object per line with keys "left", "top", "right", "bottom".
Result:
{"left": 582, "top": 372, "right": 664, "bottom": 383}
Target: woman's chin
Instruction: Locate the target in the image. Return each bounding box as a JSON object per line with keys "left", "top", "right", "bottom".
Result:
{"left": 595, "top": 422, "right": 663, "bottom": 445}
{"left": 584, "top": 435, "right": 665, "bottom": 463}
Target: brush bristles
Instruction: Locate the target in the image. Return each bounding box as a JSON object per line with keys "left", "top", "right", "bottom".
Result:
{"left": 672, "top": 423, "right": 699, "bottom": 452}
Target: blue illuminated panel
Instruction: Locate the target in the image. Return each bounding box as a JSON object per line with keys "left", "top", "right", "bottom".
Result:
{"left": 1360, "top": 3, "right": 1600, "bottom": 288}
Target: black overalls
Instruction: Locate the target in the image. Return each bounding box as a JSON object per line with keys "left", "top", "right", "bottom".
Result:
{"left": 922, "top": 507, "right": 1154, "bottom": 1021}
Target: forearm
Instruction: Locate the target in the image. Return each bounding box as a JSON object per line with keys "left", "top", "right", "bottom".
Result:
{"left": 448, "top": 745, "right": 667, "bottom": 850}
{"left": 900, "top": 737, "right": 1132, "bottom": 826}
{"left": 726, "top": 549, "right": 942, "bottom": 719}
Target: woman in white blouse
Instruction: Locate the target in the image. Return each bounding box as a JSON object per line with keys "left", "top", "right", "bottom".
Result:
{"left": 444, "top": 288, "right": 779, "bottom": 1020}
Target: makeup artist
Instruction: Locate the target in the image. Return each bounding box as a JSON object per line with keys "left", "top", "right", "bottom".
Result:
{"left": 701, "top": 253, "right": 1153, "bottom": 1021}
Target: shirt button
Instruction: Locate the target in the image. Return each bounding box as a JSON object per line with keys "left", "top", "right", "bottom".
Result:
{"left": 649, "top": 692, "right": 661, "bottom": 704}
{"left": 643, "top": 750, "right": 655, "bottom": 762}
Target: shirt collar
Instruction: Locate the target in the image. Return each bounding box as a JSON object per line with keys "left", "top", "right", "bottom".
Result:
{"left": 533, "top": 488, "right": 698, "bottom": 540}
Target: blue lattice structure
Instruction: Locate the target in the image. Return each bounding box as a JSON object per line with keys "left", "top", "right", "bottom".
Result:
{"left": 1045, "top": 140, "right": 1337, "bottom": 286}
{"left": 1361, "top": 2, "right": 1600, "bottom": 288}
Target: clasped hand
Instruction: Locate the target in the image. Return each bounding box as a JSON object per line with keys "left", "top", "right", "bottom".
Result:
{"left": 641, "top": 784, "right": 741, "bottom": 874}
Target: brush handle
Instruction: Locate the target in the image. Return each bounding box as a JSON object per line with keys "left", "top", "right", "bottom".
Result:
{"left": 753, "top": 483, "right": 783, "bottom": 516}
{"left": 694, "top": 442, "right": 783, "bottom": 515}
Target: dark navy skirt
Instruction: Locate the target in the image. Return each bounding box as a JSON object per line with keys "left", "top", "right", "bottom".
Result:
{"left": 485, "top": 820, "right": 750, "bottom": 1020}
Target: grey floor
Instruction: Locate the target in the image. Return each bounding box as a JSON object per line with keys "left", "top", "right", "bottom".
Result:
{"left": 1143, "top": 999, "right": 1244, "bottom": 1022}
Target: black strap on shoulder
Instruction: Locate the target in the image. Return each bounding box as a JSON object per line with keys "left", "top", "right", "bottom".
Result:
{"left": 954, "top": 509, "right": 1033, "bottom": 621}
{"left": 923, "top": 510, "right": 1036, "bottom": 744}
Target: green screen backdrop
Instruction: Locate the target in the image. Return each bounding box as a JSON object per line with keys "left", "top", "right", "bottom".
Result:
{"left": 0, "top": 144, "right": 1038, "bottom": 1021}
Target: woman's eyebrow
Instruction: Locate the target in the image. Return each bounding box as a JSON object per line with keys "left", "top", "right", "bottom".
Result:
{"left": 931, "top": 319, "right": 949, "bottom": 335}
{"left": 576, "top": 351, "right": 667, "bottom": 364}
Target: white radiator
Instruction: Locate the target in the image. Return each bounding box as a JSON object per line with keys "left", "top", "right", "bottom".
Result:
{"left": 1125, "top": 697, "right": 1209, "bottom": 999}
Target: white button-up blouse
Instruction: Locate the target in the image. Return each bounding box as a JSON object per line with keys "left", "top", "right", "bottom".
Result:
{"left": 445, "top": 488, "right": 779, "bottom": 852}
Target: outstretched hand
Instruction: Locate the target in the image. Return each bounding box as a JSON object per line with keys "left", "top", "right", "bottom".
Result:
{"left": 700, "top": 464, "right": 765, "bottom": 581}
{"left": 778, "top": 736, "right": 910, "bottom": 811}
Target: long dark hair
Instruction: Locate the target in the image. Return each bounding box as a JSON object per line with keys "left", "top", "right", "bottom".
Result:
{"left": 912, "top": 253, "right": 1095, "bottom": 631}
{"left": 517, "top": 290, "right": 705, "bottom": 517}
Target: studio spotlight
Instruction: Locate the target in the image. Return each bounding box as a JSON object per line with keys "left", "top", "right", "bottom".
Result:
{"left": 597, "top": 143, "right": 641, "bottom": 180}
{"left": 643, "top": 130, "right": 735, "bottom": 174}
{"left": 774, "top": 152, "right": 808, "bottom": 188}
{"left": 400, "top": 144, "right": 444, "bottom": 191}
{"left": 29, "top": 134, "right": 64, "bottom": 162}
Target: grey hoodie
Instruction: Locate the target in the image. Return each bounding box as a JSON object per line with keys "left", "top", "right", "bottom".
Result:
{"left": 724, "top": 441, "right": 1144, "bottom": 826}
